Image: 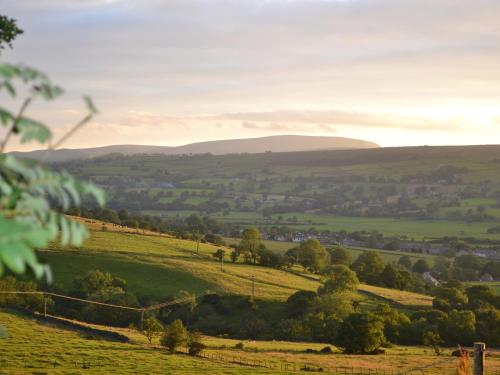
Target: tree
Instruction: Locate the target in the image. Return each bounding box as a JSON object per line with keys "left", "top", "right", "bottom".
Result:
{"left": 259, "top": 248, "right": 283, "bottom": 268}
{"left": 312, "top": 292, "right": 355, "bottom": 319}
{"left": 422, "top": 331, "right": 444, "bottom": 355}
{"left": 193, "top": 230, "right": 203, "bottom": 254}
{"left": 351, "top": 251, "right": 384, "bottom": 284}
{"left": 187, "top": 331, "right": 206, "bottom": 356}
{"left": 465, "top": 285, "right": 498, "bottom": 309}
{"left": 287, "top": 238, "right": 329, "bottom": 273}
{"left": 212, "top": 249, "right": 225, "bottom": 261}
{"left": 286, "top": 290, "right": 318, "bottom": 318}
{"left": 374, "top": 305, "right": 410, "bottom": 344}
{"left": 329, "top": 246, "right": 351, "bottom": 266}
{"left": 412, "top": 259, "right": 430, "bottom": 274}
{"left": 337, "top": 312, "right": 385, "bottom": 354}
{"left": 0, "top": 15, "right": 23, "bottom": 52}
{"left": 398, "top": 255, "right": 412, "bottom": 269}
{"left": 142, "top": 316, "right": 163, "bottom": 344}
{"left": 432, "top": 286, "right": 468, "bottom": 312}
{"left": 239, "top": 228, "right": 262, "bottom": 264}
{"left": 74, "top": 270, "right": 118, "bottom": 296}
{"left": 380, "top": 264, "right": 413, "bottom": 290}
{"left": 161, "top": 319, "right": 188, "bottom": 353}
{"left": 230, "top": 249, "right": 239, "bottom": 263}
{"left": 474, "top": 308, "right": 500, "bottom": 347}
{"left": 319, "top": 265, "right": 359, "bottom": 294}
{"left": 442, "top": 310, "right": 476, "bottom": 346}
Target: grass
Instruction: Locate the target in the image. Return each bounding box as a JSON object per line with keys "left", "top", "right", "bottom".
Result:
{"left": 215, "top": 212, "right": 500, "bottom": 240}
{"left": 41, "top": 229, "right": 433, "bottom": 307}
{"left": 357, "top": 284, "right": 433, "bottom": 307}
{"left": 3, "top": 309, "right": 497, "bottom": 375}
{"left": 0, "top": 309, "right": 268, "bottom": 374}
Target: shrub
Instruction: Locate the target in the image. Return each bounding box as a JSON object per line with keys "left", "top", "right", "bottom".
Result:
{"left": 320, "top": 346, "right": 333, "bottom": 354}
{"left": 187, "top": 331, "right": 206, "bottom": 356}
{"left": 422, "top": 331, "right": 444, "bottom": 356}
{"left": 160, "top": 319, "right": 188, "bottom": 353}
{"left": 235, "top": 342, "right": 244, "bottom": 349}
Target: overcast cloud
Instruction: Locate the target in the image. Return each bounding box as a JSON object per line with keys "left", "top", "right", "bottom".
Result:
{"left": 1, "top": 0, "right": 499, "bottom": 150}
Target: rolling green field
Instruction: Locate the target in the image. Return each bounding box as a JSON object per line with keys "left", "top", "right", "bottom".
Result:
{"left": 41, "top": 228, "right": 434, "bottom": 307}
{"left": 3, "top": 309, "right": 493, "bottom": 375}
{"left": 0, "top": 310, "right": 266, "bottom": 374}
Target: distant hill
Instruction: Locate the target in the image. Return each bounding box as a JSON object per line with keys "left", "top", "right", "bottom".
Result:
{"left": 11, "top": 135, "right": 379, "bottom": 162}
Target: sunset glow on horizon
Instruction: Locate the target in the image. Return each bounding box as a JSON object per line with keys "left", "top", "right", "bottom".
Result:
{"left": 1, "top": 0, "right": 499, "bottom": 151}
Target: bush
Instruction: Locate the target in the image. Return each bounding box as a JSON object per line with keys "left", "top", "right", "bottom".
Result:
{"left": 235, "top": 342, "right": 244, "bottom": 349}
{"left": 160, "top": 319, "right": 188, "bottom": 353}
{"left": 320, "top": 346, "right": 333, "bottom": 354}
{"left": 187, "top": 331, "right": 206, "bottom": 356}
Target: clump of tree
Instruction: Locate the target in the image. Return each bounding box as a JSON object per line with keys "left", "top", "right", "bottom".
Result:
{"left": 237, "top": 227, "right": 264, "bottom": 264}
{"left": 53, "top": 270, "right": 140, "bottom": 327}
{"left": 351, "top": 251, "right": 384, "bottom": 284}
{"left": 328, "top": 246, "right": 352, "bottom": 266}
{"left": 319, "top": 265, "right": 359, "bottom": 294}
{"left": 160, "top": 319, "right": 205, "bottom": 355}
{"left": 286, "top": 238, "right": 330, "bottom": 273}
{"left": 337, "top": 312, "right": 385, "bottom": 354}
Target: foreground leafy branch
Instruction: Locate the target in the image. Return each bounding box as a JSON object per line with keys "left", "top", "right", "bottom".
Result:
{"left": 0, "top": 63, "right": 104, "bottom": 283}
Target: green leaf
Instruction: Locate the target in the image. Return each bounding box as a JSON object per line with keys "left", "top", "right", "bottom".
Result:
{"left": 0, "top": 64, "right": 17, "bottom": 79}
{"left": 60, "top": 215, "right": 70, "bottom": 246}
{"left": 1, "top": 81, "right": 16, "bottom": 97}
{"left": 34, "top": 83, "right": 64, "bottom": 100}
{"left": 83, "top": 182, "right": 105, "bottom": 207}
{"left": 16, "top": 117, "right": 52, "bottom": 144}
{"left": 0, "top": 243, "right": 26, "bottom": 274}
{"left": 0, "top": 107, "right": 14, "bottom": 126}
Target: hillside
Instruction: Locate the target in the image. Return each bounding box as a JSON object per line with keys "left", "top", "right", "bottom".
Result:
{"left": 42, "top": 224, "right": 432, "bottom": 307}
{"left": 10, "top": 135, "right": 379, "bottom": 162}
{"left": 1, "top": 309, "right": 479, "bottom": 374}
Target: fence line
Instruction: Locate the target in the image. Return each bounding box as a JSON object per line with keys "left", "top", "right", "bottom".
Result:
{"left": 0, "top": 290, "right": 204, "bottom": 313}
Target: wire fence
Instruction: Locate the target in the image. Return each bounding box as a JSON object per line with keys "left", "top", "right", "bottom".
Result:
{"left": 193, "top": 349, "right": 462, "bottom": 375}
{"left": 198, "top": 348, "right": 500, "bottom": 374}
{"left": 2, "top": 291, "right": 499, "bottom": 375}
{"left": 0, "top": 289, "right": 204, "bottom": 330}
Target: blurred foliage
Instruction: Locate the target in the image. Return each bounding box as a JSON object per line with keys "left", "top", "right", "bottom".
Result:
{"left": 0, "top": 63, "right": 104, "bottom": 285}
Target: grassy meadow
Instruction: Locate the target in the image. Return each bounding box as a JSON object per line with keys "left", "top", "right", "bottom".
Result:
{"left": 40, "top": 225, "right": 435, "bottom": 307}
{"left": 3, "top": 309, "right": 495, "bottom": 375}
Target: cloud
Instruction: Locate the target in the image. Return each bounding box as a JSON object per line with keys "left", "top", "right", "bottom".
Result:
{"left": 240, "top": 120, "right": 337, "bottom": 133}
{"left": 218, "top": 110, "right": 457, "bottom": 131}
{"left": 1, "top": 0, "right": 499, "bottom": 149}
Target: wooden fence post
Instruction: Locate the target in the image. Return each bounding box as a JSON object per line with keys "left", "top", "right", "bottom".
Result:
{"left": 473, "top": 342, "right": 486, "bottom": 375}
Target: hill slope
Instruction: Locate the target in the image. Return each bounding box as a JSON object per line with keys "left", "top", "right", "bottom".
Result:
{"left": 43, "top": 225, "right": 433, "bottom": 307}
{"left": 11, "top": 135, "right": 379, "bottom": 162}
{"left": 2, "top": 309, "right": 478, "bottom": 375}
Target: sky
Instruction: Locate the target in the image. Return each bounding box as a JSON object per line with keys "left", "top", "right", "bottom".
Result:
{"left": 1, "top": 0, "right": 500, "bottom": 151}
